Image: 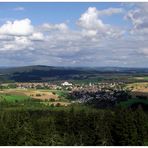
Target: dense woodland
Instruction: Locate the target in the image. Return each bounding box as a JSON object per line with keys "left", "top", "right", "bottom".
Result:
{"left": 0, "top": 105, "right": 148, "bottom": 146}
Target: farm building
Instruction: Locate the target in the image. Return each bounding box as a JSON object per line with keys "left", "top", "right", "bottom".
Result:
{"left": 61, "top": 81, "right": 72, "bottom": 86}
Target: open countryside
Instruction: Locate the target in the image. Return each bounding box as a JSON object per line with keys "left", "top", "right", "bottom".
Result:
{"left": 0, "top": 66, "right": 148, "bottom": 146}
{"left": 0, "top": 2, "right": 148, "bottom": 146}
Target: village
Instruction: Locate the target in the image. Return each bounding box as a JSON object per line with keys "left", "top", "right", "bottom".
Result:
{"left": 0, "top": 81, "right": 125, "bottom": 91}
{"left": 0, "top": 81, "right": 130, "bottom": 106}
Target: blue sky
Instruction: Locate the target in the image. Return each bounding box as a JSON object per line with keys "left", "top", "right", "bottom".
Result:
{"left": 0, "top": 3, "right": 126, "bottom": 26}
{"left": 0, "top": 2, "right": 148, "bottom": 67}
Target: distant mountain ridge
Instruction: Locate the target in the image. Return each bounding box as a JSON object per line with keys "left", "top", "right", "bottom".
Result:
{"left": 1, "top": 65, "right": 148, "bottom": 73}
{"left": 0, "top": 65, "right": 148, "bottom": 82}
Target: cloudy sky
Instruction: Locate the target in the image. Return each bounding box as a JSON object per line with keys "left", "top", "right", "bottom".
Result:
{"left": 0, "top": 2, "right": 148, "bottom": 67}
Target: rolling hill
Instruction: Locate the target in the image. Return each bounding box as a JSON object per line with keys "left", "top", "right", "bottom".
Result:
{"left": 0, "top": 65, "right": 148, "bottom": 82}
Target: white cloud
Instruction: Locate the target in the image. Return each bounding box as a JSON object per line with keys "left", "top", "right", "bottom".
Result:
{"left": 0, "top": 35, "right": 13, "bottom": 41}
{"left": 77, "top": 7, "right": 124, "bottom": 39}
{"left": 82, "top": 29, "right": 97, "bottom": 37}
{"left": 0, "top": 36, "right": 32, "bottom": 51}
{"left": 13, "top": 7, "right": 25, "bottom": 11}
{"left": 140, "top": 48, "right": 148, "bottom": 56}
{"left": 125, "top": 3, "right": 148, "bottom": 34}
{"left": 125, "top": 9, "right": 142, "bottom": 29}
{"left": 0, "top": 18, "right": 34, "bottom": 36}
{"left": 42, "top": 23, "right": 68, "bottom": 32}
{"left": 98, "top": 7, "right": 124, "bottom": 16}
{"left": 0, "top": 5, "right": 148, "bottom": 67}
{"left": 30, "top": 32, "right": 44, "bottom": 41}
{"left": 77, "top": 7, "right": 106, "bottom": 30}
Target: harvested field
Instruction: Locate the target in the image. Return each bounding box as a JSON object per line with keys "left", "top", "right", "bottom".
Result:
{"left": 126, "top": 82, "right": 148, "bottom": 97}
{"left": 127, "top": 82, "right": 148, "bottom": 92}
{"left": 0, "top": 89, "right": 59, "bottom": 101}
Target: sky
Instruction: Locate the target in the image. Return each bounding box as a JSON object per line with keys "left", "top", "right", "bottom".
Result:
{"left": 0, "top": 2, "right": 148, "bottom": 67}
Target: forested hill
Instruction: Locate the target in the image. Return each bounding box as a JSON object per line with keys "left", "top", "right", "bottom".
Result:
{"left": 0, "top": 65, "right": 148, "bottom": 82}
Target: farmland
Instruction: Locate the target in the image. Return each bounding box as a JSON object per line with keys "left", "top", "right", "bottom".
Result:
{"left": 126, "top": 82, "right": 148, "bottom": 93}
{"left": 0, "top": 65, "right": 148, "bottom": 146}
{"left": 0, "top": 94, "right": 29, "bottom": 103}
{"left": 0, "top": 88, "right": 71, "bottom": 108}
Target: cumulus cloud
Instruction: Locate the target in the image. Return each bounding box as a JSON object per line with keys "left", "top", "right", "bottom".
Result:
{"left": 125, "top": 3, "right": 148, "bottom": 34}
{"left": 0, "top": 18, "right": 44, "bottom": 51}
{"left": 41, "top": 23, "right": 68, "bottom": 32}
{"left": 77, "top": 7, "right": 124, "bottom": 39}
{"left": 77, "top": 7, "right": 107, "bottom": 30}
{"left": 0, "top": 18, "right": 34, "bottom": 36}
{"left": 0, "top": 36, "right": 32, "bottom": 51}
{"left": 30, "top": 32, "right": 44, "bottom": 41}
{"left": 0, "top": 5, "right": 148, "bottom": 67}
{"left": 77, "top": 7, "right": 123, "bottom": 30}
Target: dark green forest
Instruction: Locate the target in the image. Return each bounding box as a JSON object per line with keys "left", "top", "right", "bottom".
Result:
{"left": 0, "top": 105, "right": 148, "bottom": 146}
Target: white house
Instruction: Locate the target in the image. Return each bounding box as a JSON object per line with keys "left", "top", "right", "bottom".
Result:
{"left": 61, "top": 81, "right": 72, "bottom": 86}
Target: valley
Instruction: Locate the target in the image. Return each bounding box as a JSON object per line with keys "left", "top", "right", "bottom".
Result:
{"left": 0, "top": 65, "right": 148, "bottom": 146}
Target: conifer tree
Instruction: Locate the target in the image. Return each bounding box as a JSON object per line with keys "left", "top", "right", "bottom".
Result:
{"left": 134, "top": 106, "right": 146, "bottom": 145}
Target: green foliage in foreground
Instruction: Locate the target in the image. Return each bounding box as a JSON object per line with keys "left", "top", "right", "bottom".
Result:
{"left": 0, "top": 104, "right": 148, "bottom": 146}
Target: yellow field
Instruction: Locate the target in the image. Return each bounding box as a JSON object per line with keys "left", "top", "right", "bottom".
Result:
{"left": 127, "top": 82, "right": 148, "bottom": 92}
{"left": 0, "top": 88, "right": 71, "bottom": 106}
{"left": 0, "top": 88, "right": 58, "bottom": 101}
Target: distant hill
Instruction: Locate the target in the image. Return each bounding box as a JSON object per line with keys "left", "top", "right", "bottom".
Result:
{"left": 0, "top": 65, "right": 148, "bottom": 82}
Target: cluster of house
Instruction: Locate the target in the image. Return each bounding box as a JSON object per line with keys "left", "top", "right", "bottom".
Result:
{"left": 72, "top": 82, "right": 124, "bottom": 92}
{"left": 71, "top": 89, "right": 129, "bottom": 103}
{"left": 0, "top": 81, "right": 129, "bottom": 107}
{"left": 68, "top": 82, "right": 129, "bottom": 105}
{"left": 0, "top": 81, "right": 125, "bottom": 91}
{"left": 0, "top": 81, "right": 73, "bottom": 90}
{"left": 70, "top": 84, "right": 129, "bottom": 105}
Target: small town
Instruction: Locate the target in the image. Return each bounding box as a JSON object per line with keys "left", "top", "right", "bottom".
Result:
{"left": 0, "top": 81, "right": 130, "bottom": 107}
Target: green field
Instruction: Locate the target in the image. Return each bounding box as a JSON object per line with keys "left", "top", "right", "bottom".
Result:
{"left": 0, "top": 94, "right": 29, "bottom": 103}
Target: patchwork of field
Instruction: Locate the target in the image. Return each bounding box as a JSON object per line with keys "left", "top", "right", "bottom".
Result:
{"left": 0, "top": 88, "right": 70, "bottom": 106}
{"left": 117, "top": 82, "right": 148, "bottom": 108}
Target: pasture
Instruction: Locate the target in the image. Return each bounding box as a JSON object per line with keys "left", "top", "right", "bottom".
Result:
{"left": 0, "top": 94, "right": 29, "bottom": 103}
{"left": 0, "top": 88, "right": 71, "bottom": 107}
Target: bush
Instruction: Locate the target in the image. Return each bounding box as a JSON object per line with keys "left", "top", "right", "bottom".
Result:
{"left": 36, "top": 94, "right": 41, "bottom": 97}
{"left": 50, "top": 98, "right": 55, "bottom": 102}
{"left": 55, "top": 103, "right": 61, "bottom": 107}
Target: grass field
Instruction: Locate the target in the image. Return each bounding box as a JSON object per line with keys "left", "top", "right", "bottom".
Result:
{"left": 0, "top": 88, "right": 71, "bottom": 107}
{"left": 0, "top": 94, "right": 29, "bottom": 103}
